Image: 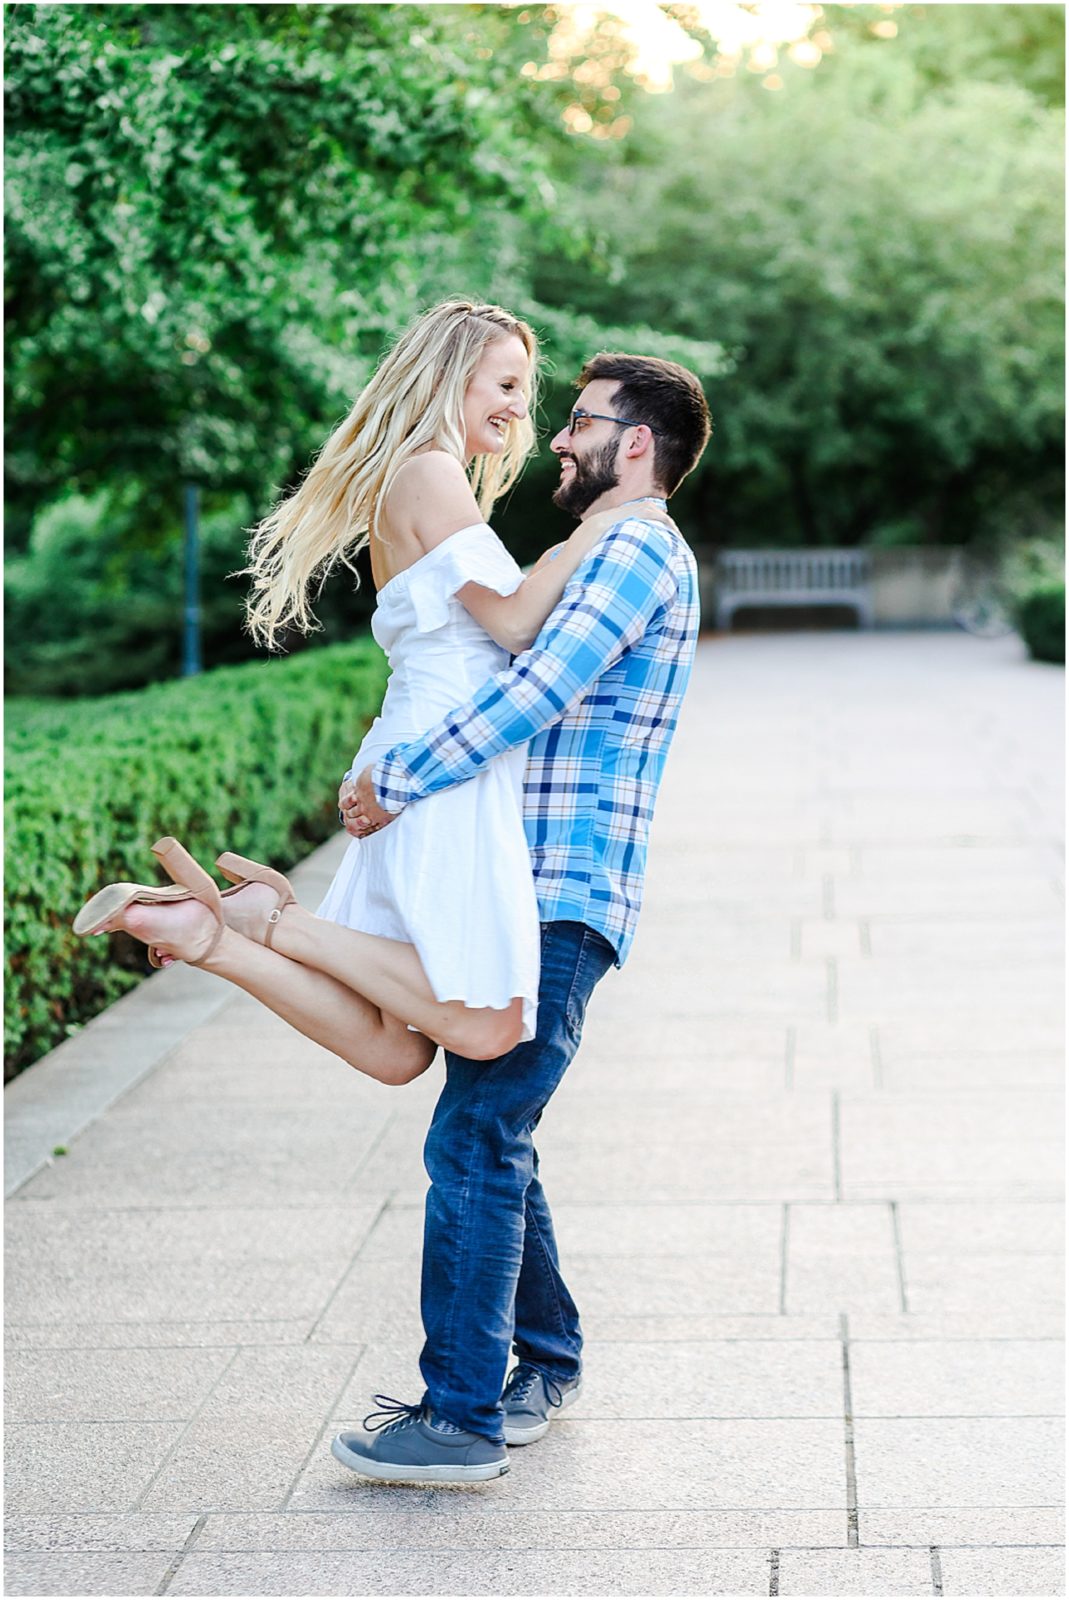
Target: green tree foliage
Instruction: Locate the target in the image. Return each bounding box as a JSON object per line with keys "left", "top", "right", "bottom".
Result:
{"left": 5, "top": 3, "right": 1063, "bottom": 694}
{"left": 5, "top": 2, "right": 724, "bottom": 684}
{"left": 880, "top": 3, "right": 1065, "bottom": 107}
{"left": 4, "top": 3, "right": 580, "bottom": 541}
{"left": 536, "top": 10, "right": 1064, "bottom": 547}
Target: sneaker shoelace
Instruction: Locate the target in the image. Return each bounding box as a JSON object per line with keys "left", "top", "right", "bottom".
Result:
{"left": 362, "top": 1393, "right": 464, "bottom": 1437}
{"left": 503, "top": 1363, "right": 565, "bottom": 1410}
{"left": 362, "top": 1394, "right": 424, "bottom": 1437}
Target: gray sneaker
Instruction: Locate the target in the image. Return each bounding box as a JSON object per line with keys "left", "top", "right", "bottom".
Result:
{"left": 501, "top": 1363, "right": 582, "bottom": 1445}
{"left": 331, "top": 1396, "right": 508, "bottom": 1484}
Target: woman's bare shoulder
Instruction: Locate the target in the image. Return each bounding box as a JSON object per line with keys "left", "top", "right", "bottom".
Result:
{"left": 385, "top": 452, "right": 483, "bottom": 552}
{"left": 390, "top": 451, "right": 471, "bottom": 497}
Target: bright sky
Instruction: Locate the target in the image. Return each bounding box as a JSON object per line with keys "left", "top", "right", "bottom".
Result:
{"left": 551, "top": 1, "right": 835, "bottom": 91}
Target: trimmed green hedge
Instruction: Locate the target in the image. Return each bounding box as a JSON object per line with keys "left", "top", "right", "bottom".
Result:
{"left": 5, "top": 639, "right": 388, "bottom": 1078}
{"left": 1015, "top": 581, "right": 1065, "bottom": 665}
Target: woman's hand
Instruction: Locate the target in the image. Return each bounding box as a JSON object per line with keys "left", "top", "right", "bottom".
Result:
{"left": 458, "top": 499, "right": 677, "bottom": 656}
{"left": 338, "top": 769, "right": 396, "bottom": 837}
{"left": 564, "top": 500, "right": 676, "bottom": 558}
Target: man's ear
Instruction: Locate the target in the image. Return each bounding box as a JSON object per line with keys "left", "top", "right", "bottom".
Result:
{"left": 624, "top": 424, "right": 656, "bottom": 460}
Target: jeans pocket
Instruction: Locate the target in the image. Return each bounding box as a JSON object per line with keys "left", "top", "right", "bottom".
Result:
{"left": 564, "top": 928, "right": 615, "bottom": 1038}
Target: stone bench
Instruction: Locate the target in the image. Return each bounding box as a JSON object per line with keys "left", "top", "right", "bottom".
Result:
{"left": 713, "top": 549, "right": 874, "bottom": 630}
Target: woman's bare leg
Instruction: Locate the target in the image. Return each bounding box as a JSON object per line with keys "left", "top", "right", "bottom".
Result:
{"left": 124, "top": 901, "right": 435, "bottom": 1085}
{"left": 206, "top": 929, "right": 439, "bottom": 1085}
{"left": 264, "top": 901, "right": 524, "bottom": 1059}
{"left": 123, "top": 892, "right": 524, "bottom": 1063}
{"left": 214, "top": 881, "right": 524, "bottom": 1059}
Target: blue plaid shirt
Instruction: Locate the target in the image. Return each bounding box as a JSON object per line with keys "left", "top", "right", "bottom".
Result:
{"left": 372, "top": 516, "right": 700, "bottom": 964}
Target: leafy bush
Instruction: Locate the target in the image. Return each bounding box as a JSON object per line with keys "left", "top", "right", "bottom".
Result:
{"left": 4, "top": 488, "right": 266, "bottom": 696}
{"left": 1015, "top": 581, "right": 1066, "bottom": 664}
{"left": 1003, "top": 538, "right": 1065, "bottom": 663}
{"left": 4, "top": 639, "right": 388, "bottom": 1078}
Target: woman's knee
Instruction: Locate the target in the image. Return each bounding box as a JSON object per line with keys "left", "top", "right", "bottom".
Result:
{"left": 380, "top": 1052, "right": 434, "bottom": 1086}
{"left": 443, "top": 1006, "right": 523, "bottom": 1063}
{"left": 343, "top": 1032, "right": 436, "bottom": 1086}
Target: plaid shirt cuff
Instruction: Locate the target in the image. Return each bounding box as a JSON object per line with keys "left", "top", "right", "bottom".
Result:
{"left": 371, "top": 751, "right": 418, "bottom": 815}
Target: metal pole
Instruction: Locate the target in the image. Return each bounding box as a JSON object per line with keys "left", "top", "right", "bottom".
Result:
{"left": 182, "top": 483, "right": 201, "bottom": 677}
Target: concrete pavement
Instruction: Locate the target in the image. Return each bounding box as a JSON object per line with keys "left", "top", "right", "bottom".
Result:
{"left": 5, "top": 630, "right": 1064, "bottom": 1597}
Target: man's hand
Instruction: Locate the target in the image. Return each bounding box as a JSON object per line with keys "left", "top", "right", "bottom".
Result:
{"left": 338, "top": 767, "right": 396, "bottom": 838}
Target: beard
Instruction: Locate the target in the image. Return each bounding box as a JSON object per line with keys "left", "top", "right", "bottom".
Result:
{"left": 551, "top": 439, "right": 620, "bottom": 517}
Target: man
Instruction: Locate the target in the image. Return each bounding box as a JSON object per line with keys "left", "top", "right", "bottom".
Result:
{"left": 332, "top": 353, "right": 710, "bottom": 1482}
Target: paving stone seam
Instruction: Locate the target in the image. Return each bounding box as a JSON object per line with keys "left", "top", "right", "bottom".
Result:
{"left": 7, "top": 1317, "right": 325, "bottom": 1329}
{"left": 778, "top": 1204, "right": 790, "bottom": 1314}
{"left": 8, "top": 1340, "right": 849, "bottom": 1354}
{"left": 301, "top": 1207, "right": 392, "bottom": 1345}
{"left": 930, "top": 1543, "right": 944, "bottom": 1595}
{"left": 849, "top": 1337, "right": 1066, "bottom": 1345}
{"left": 834, "top": 913, "right": 1062, "bottom": 927}
{"left": 10, "top": 1334, "right": 1065, "bottom": 1349}
{"left": 873, "top": 1046, "right": 1062, "bottom": 1058}
{"left": 9, "top": 1519, "right": 1065, "bottom": 1536}
{"left": 768, "top": 1545, "right": 780, "bottom": 1595}
{"left": 852, "top": 1488, "right": 1068, "bottom": 1501}
{"left": 11, "top": 1540, "right": 1063, "bottom": 1552}
{"left": 278, "top": 1348, "right": 367, "bottom": 1514}
{"left": 4, "top": 1036, "right": 223, "bottom": 1203}
{"left": 7, "top": 1318, "right": 326, "bottom": 1331}
{"left": 839, "top": 1312, "right": 859, "bottom": 1549}
{"left": 8, "top": 1524, "right": 1064, "bottom": 1545}
{"left": 889, "top": 1200, "right": 909, "bottom": 1312}
{"left": 851, "top": 1412, "right": 1067, "bottom": 1419}
{"left": 7, "top": 1510, "right": 1067, "bottom": 1519}
{"left": 352, "top": 1198, "right": 400, "bottom": 1265}
{"left": 5, "top": 1514, "right": 1065, "bottom": 1546}
{"left": 132, "top": 1349, "right": 242, "bottom": 1513}
{"left": 336, "top": 1113, "right": 403, "bottom": 1206}
{"left": 153, "top": 1513, "right": 206, "bottom": 1598}
{"left": 6, "top": 1339, "right": 366, "bottom": 1349}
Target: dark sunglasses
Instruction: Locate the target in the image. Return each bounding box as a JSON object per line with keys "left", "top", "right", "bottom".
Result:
{"left": 567, "top": 408, "right": 659, "bottom": 437}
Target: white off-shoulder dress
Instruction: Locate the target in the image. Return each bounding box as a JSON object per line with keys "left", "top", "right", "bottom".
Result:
{"left": 316, "top": 523, "right": 541, "bottom": 1042}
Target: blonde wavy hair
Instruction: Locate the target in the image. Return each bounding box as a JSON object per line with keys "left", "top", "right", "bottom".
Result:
{"left": 245, "top": 299, "right": 539, "bottom": 647}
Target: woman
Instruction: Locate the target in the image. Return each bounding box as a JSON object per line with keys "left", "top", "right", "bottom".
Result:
{"left": 74, "top": 300, "right": 661, "bottom": 1083}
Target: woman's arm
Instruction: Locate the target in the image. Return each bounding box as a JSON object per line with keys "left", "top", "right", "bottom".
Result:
{"left": 526, "top": 542, "right": 566, "bottom": 575}
{"left": 384, "top": 453, "right": 670, "bottom": 655}
{"left": 457, "top": 508, "right": 650, "bottom": 655}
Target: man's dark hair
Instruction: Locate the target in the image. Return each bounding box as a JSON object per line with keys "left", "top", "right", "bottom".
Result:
{"left": 577, "top": 352, "right": 711, "bottom": 496}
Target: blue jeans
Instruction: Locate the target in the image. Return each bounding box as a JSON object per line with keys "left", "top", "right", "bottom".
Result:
{"left": 418, "top": 920, "right": 616, "bottom": 1441}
